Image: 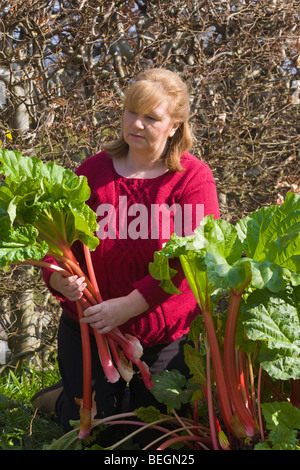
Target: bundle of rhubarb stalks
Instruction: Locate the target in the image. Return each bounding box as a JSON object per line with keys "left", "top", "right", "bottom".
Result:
{"left": 0, "top": 149, "right": 152, "bottom": 439}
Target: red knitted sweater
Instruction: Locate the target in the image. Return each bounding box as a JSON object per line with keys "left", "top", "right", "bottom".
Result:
{"left": 42, "top": 151, "right": 220, "bottom": 347}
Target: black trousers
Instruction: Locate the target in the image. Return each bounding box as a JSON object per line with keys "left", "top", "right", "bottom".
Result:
{"left": 56, "top": 312, "right": 191, "bottom": 443}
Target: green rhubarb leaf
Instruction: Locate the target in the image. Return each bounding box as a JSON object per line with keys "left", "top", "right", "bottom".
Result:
{"left": 194, "top": 215, "right": 243, "bottom": 265}
{"left": 0, "top": 217, "right": 48, "bottom": 267}
{"left": 241, "top": 287, "right": 300, "bottom": 380}
{"left": 188, "top": 314, "right": 205, "bottom": 344}
{"left": 151, "top": 369, "right": 193, "bottom": 410}
{"left": 0, "top": 149, "right": 99, "bottom": 255}
{"left": 134, "top": 406, "right": 162, "bottom": 423}
{"left": 149, "top": 216, "right": 242, "bottom": 299}
{"left": 237, "top": 192, "right": 300, "bottom": 273}
{"left": 255, "top": 401, "right": 300, "bottom": 450}
{"left": 0, "top": 149, "right": 47, "bottom": 180}
{"left": 151, "top": 194, "right": 299, "bottom": 299}
{"left": 260, "top": 401, "right": 300, "bottom": 432}
{"left": 205, "top": 252, "right": 251, "bottom": 291}
{"left": 184, "top": 343, "right": 206, "bottom": 385}
{"left": 0, "top": 149, "right": 89, "bottom": 197}
{"left": 149, "top": 250, "right": 181, "bottom": 294}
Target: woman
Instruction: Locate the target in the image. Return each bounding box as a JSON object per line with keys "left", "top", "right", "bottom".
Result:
{"left": 37, "top": 68, "right": 220, "bottom": 441}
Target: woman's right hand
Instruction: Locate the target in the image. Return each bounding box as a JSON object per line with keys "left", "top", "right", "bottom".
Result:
{"left": 49, "top": 271, "right": 87, "bottom": 301}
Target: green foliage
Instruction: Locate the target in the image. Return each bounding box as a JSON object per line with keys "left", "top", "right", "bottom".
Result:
{"left": 150, "top": 192, "right": 300, "bottom": 295}
{"left": 237, "top": 192, "right": 300, "bottom": 272}
{"left": 150, "top": 192, "right": 300, "bottom": 383}
{"left": 0, "top": 148, "right": 99, "bottom": 265}
{"left": 42, "top": 430, "right": 82, "bottom": 450}
{"left": 0, "top": 363, "right": 64, "bottom": 450}
{"left": 241, "top": 286, "right": 300, "bottom": 380}
{"left": 151, "top": 369, "right": 194, "bottom": 410}
{"left": 134, "top": 406, "right": 163, "bottom": 423}
{"left": 149, "top": 192, "right": 300, "bottom": 447}
{"left": 255, "top": 402, "right": 300, "bottom": 450}
{"left": 0, "top": 219, "right": 48, "bottom": 268}
{"left": 0, "top": 363, "right": 61, "bottom": 402}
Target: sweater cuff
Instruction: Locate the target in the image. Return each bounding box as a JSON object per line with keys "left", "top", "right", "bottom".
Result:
{"left": 41, "top": 256, "right": 66, "bottom": 302}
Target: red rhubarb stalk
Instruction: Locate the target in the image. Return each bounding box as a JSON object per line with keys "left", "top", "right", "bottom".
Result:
{"left": 83, "top": 245, "right": 152, "bottom": 387}
{"left": 257, "top": 365, "right": 265, "bottom": 442}
{"left": 107, "top": 329, "right": 152, "bottom": 388}
{"left": 247, "top": 352, "right": 257, "bottom": 418}
{"left": 156, "top": 435, "right": 210, "bottom": 450}
{"left": 205, "top": 340, "right": 219, "bottom": 450}
{"left": 192, "top": 271, "right": 233, "bottom": 433}
{"left": 83, "top": 244, "right": 102, "bottom": 303}
{"left": 22, "top": 259, "right": 71, "bottom": 277}
{"left": 135, "top": 359, "right": 153, "bottom": 389}
{"left": 107, "top": 329, "right": 143, "bottom": 362}
{"left": 76, "top": 301, "right": 92, "bottom": 439}
{"left": 224, "top": 289, "right": 256, "bottom": 437}
{"left": 290, "top": 379, "right": 300, "bottom": 408}
{"left": 107, "top": 336, "right": 134, "bottom": 383}
{"left": 238, "top": 348, "right": 254, "bottom": 415}
{"left": 94, "top": 331, "right": 120, "bottom": 383}
{"left": 201, "top": 309, "right": 233, "bottom": 433}
{"left": 82, "top": 244, "right": 125, "bottom": 383}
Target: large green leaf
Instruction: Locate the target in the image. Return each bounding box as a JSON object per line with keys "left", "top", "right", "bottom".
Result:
{"left": 205, "top": 253, "right": 288, "bottom": 293}
{"left": 255, "top": 401, "right": 300, "bottom": 450}
{"left": 237, "top": 192, "right": 300, "bottom": 272}
{"left": 150, "top": 194, "right": 300, "bottom": 298}
{"left": 67, "top": 201, "right": 99, "bottom": 250}
{"left": 151, "top": 369, "right": 193, "bottom": 410}
{"left": 195, "top": 216, "right": 243, "bottom": 265}
{"left": 0, "top": 149, "right": 99, "bottom": 258}
{"left": 0, "top": 217, "right": 48, "bottom": 267}
{"left": 0, "top": 149, "right": 88, "bottom": 194}
{"left": 241, "top": 287, "right": 300, "bottom": 380}
{"left": 184, "top": 343, "right": 206, "bottom": 386}
{"left": 149, "top": 216, "right": 243, "bottom": 301}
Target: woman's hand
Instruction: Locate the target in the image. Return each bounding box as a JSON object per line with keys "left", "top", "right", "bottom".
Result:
{"left": 80, "top": 289, "right": 149, "bottom": 334}
{"left": 49, "top": 271, "right": 87, "bottom": 302}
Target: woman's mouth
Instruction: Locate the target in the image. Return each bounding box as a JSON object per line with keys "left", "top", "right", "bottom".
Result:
{"left": 130, "top": 133, "right": 145, "bottom": 139}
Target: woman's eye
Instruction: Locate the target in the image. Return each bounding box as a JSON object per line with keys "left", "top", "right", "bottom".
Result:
{"left": 146, "top": 115, "right": 157, "bottom": 121}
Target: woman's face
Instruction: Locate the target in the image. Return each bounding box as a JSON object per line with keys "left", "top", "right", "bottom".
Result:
{"left": 122, "top": 99, "right": 178, "bottom": 160}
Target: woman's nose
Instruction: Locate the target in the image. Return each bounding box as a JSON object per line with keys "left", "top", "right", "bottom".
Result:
{"left": 133, "top": 115, "right": 144, "bottom": 129}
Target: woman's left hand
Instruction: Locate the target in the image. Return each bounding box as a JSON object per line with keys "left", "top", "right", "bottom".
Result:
{"left": 79, "top": 289, "right": 149, "bottom": 334}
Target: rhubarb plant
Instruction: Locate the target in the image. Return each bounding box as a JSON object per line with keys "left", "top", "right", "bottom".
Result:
{"left": 0, "top": 148, "right": 152, "bottom": 439}
{"left": 149, "top": 191, "right": 300, "bottom": 448}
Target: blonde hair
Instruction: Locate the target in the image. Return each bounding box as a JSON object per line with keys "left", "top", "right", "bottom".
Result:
{"left": 103, "top": 68, "right": 193, "bottom": 171}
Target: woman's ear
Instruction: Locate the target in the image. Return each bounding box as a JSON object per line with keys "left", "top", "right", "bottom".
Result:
{"left": 169, "top": 121, "right": 180, "bottom": 138}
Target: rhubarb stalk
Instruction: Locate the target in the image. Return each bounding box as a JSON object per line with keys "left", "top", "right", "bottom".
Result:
{"left": 205, "top": 340, "right": 219, "bottom": 450}
{"left": 24, "top": 244, "right": 153, "bottom": 436}
{"left": 107, "top": 336, "right": 134, "bottom": 383}
{"left": 82, "top": 245, "right": 153, "bottom": 388}
{"left": 82, "top": 244, "right": 121, "bottom": 383}
{"left": 76, "top": 301, "right": 93, "bottom": 439}
{"left": 94, "top": 332, "right": 120, "bottom": 383}
{"left": 201, "top": 309, "right": 233, "bottom": 433}
{"left": 182, "top": 264, "right": 233, "bottom": 434}
{"left": 290, "top": 379, "right": 300, "bottom": 408}
{"left": 224, "top": 288, "right": 256, "bottom": 437}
